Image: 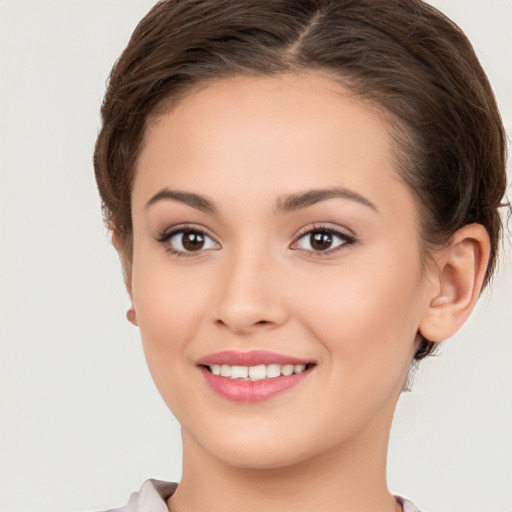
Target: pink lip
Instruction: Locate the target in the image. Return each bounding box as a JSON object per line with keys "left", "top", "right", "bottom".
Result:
{"left": 196, "top": 350, "right": 311, "bottom": 367}
{"left": 196, "top": 351, "right": 315, "bottom": 403}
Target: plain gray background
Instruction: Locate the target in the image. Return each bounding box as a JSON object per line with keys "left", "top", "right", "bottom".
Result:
{"left": 0, "top": 1, "right": 511, "bottom": 511}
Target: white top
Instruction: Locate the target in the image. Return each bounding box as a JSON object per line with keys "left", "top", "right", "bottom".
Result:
{"left": 103, "top": 479, "right": 422, "bottom": 512}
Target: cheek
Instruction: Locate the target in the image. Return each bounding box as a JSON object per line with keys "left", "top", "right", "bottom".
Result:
{"left": 131, "top": 263, "right": 215, "bottom": 418}
{"left": 289, "top": 257, "right": 423, "bottom": 433}
{"left": 131, "top": 253, "right": 211, "bottom": 374}
{"left": 295, "top": 251, "right": 423, "bottom": 368}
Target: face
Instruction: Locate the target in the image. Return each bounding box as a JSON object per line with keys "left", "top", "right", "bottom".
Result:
{"left": 129, "top": 73, "right": 433, "bottom": 470}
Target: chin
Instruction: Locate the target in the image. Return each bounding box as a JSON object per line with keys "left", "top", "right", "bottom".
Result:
{"left": 184, "top": 422, "right": 337, "bottom": 472}
{"left": 212, "top": 444, "right": 312, "bottom": 471}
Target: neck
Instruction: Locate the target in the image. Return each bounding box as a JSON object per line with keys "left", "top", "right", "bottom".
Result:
{"left": 168, "top": 421, "right": 399, "bottom": 512}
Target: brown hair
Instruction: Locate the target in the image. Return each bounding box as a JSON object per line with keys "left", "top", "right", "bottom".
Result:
{"left": 94, "top": 0, "right": 508, "bottom": 360}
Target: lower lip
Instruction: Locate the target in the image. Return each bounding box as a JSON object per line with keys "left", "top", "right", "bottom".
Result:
{"left": 199, "top": 367, "right": 312, "bottom": 403}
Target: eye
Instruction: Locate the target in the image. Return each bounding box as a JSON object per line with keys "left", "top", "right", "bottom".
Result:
{"left": 157, "top": 226, "right": 220, "bottom": 256}
{"left": 293, "top": 226, "right": 355, "bottom": 254}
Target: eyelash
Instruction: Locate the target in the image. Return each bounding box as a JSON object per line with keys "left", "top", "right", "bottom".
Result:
{"left": 156, "top": 224, "right": 356, "bottom": 258}
{"left": 156, "top": 224, "right": 218, "bottom": 257}
{"left": 292, "top": 224, "right": 356, "bottom": 256}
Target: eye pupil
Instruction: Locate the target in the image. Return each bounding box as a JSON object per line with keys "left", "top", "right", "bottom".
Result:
{"left": 182, "top": 232, "right": 205, "bottom": 251}
{"left": 310, "top": 231, "right": 333, "bottom": 251}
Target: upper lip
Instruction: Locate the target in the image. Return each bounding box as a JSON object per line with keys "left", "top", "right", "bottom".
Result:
{"left": 196, "top": 350, "right": 314, "bottom": 367}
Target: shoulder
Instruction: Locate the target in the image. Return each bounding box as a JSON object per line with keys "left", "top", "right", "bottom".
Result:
{"left": 100, "top": 479, "right": 177, "bottom": 512}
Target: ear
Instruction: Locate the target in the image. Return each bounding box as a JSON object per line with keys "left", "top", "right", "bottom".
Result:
{"left": 112, "top": 229, "right": 138, "bottom": 326}
{"left": 419, "top": 224, "right": 490, "bottom": 342}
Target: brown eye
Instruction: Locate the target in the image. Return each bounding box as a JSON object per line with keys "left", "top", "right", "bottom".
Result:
{"left": 161, "top": 228, "right": 219, "bottom": 255}
{"left": 293, "top": 227, "right": 354, "bottom": 254}
{"left": 182, "top": 231, "right": 205, "bottom": 251}
{"left": 310, "top": 231, "right": 333, "bottom": 251}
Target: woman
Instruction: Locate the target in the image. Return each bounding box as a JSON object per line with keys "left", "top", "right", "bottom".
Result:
{"left": 93, "top": 0, "right": 508, "bottom": 510}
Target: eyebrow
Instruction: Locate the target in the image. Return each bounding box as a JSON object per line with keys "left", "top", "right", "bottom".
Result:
{"left": 145, "top": 186, "right": 377, "bottom": 214}
{"left": 275, "top": 187, "right": 377, "bottom": 213}
{"left": 146, "top": 189, "right": 217, "bottom": 213}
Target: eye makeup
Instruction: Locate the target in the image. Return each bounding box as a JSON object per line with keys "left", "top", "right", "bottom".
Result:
{"left": 154, "top": 222, "right": 356, "bottom": 258}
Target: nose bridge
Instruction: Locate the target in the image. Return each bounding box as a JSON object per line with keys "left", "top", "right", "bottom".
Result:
{"left": 213, "top": 237, "right": 287, "bottom": 333}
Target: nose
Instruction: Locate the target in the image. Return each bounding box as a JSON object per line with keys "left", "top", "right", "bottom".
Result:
{"left": 212, "top": 246, "right": 289, "bottom": 335}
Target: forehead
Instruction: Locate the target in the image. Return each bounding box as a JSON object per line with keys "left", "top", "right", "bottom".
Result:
{"left": 134, "top": 72, "right": 413, "bottom": 221}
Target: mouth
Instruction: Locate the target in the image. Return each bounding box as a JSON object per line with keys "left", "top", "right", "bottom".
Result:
{"left": 196, "top": 351, "right": 316, "bottom": 403}
{"left": 202, "top": 362, "right": 315, "bottom": 381}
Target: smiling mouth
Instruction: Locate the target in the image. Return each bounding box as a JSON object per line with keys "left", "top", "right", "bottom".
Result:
{"left": 197, "top": 351, "right": 316, "bottom": 402}
{"left": 202, "top": 363, "right": 315, "bottom": 381}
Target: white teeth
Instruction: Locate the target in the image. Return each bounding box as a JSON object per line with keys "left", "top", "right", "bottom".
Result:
{"left": 266, "top": 364, "right": 281, "bottom": 378}
{"left": 281, "top": 364, "right": 294, "bottom": 376}
{"left": 230, "top": 365, "right": 249, "bottom": 379}
{"left": 207, "top": 363, "right": 310, "bottom": 381}
{"left": 248, "top": 364, "right": 266, "bottom": 380}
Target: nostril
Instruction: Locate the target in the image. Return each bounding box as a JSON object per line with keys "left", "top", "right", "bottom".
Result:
{"left": 214, "top": 317, "right": 274, "bottom": 332}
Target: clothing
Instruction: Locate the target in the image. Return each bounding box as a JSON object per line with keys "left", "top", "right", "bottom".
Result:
{"left": 103, "top": 480, "right": 176, "bottom": 512}
{"left": 396, "top": 494, "right": 423, "bottom": 512}
{"left": 103, "top": 479, "right": 422, "bottom": 512}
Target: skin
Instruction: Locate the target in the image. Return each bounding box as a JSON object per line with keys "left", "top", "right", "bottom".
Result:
{"left": 123, "top": 72, "right": 489, "bottom": 512}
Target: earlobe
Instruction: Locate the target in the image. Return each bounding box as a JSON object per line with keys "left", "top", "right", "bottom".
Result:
{"left": 127, "top": 305, "right": 138, "bottom": 326}
{"left": 419, "top": 224, "right": 490, "bottom": 342}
